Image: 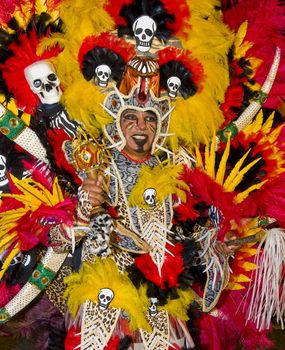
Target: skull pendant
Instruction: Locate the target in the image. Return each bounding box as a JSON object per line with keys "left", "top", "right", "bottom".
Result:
{"left": 0, "top": 154, "right": 8, "bottom": 187}
{"left": 95, "top": 64, "right": 111, "bottom": 87}
{"left": 98, "top": 288, "right": 114, "bottom": 310}
{"left": 167, "top": 76, "right": 181, "bottom": 98}
{"left": 149, "top": 297, "right": 158, "bottom": 317}
{"left": 132, "top": 15, "right": 157, "bottom": 52}
{"left": 143, "top": 188, "right": 156, "bottom": 208}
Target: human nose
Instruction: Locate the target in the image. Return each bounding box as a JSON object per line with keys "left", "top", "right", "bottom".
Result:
{"left": 136, "top": 115, "right": 147, "bottom": 130}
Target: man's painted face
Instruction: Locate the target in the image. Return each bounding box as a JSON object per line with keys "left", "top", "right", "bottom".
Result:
{"left": 120, "top": 109, "right": 157, "bottom": 160}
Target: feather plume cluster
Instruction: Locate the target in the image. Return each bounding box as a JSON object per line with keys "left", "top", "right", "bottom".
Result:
{"left": 0, "top": 175, "right": 75, "bottom": 280}
{"left": 64, "top": 258, "right": 151, "bottom": 332}
{"left": 128, "top": 162, "right": 188, "bottom": 208}
{"left": 0, "top": 14, "right": 62, "bottom": 113}
{"left": 222, "top": 0, "right": 285, "bottom": 109}
{"left": 38, "top": 0, "right": 115, "bottom": 137}
{"left": 166, "top": 0, "right": 235, "bottom": 149}
{"left": 79, "top": 32, "right": 136, "bottom": 84}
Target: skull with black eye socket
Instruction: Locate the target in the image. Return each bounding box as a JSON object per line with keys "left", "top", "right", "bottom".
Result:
{"left": 143, "top": 188, "right": 156, "bottom": 207}
{"left": 149, "top": 297, "right": 158, "bottom": 317}
{"left": 98, "top": 288, "right": 114, "bottom": 310}
{"left": 24, "top": 60, "right": 62, "bottom": 104}
{"left": 0, "top": 154, "right": 8, "bottom": 187}
{"left": 95, "top": 64, "right": 111, "bottom": 87}
{"left": 167, "top": 76, "right": 181, "bottom": 98}
{"left": 9, "top": 252, "right": 24, "bottom": 266}
{"left": 132, "top": 15, "right": 157, "bottom": 52}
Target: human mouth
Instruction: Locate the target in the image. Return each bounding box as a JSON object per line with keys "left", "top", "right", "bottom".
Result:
{"left": 132, "top": 135, "right": 148, "bottom": 141}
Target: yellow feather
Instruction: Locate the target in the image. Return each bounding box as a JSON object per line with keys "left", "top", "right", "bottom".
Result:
{"left": 223, "top": 149, "right": 251, "bottom": 190}
{"left": 0, "top": 233, "right": 17, "bottom": 248}
{"left": 216, "top": 135, "right": 231, "bottom": 185}
{"left": 194, "top": 146, "right": 204, "bottom": 168}
{"left": 262, "top": 112, "right": 275, "bottom": 133}
{"left": 235, "top": 180, "right": 267, "bottom": 204}
{"left": 234, "top": 21, "right": 248, "bottom": 50}
{"left": 64, "top": 259, "right": 151, "bottom": 332}
{"left": 0, "top": 244, "right": 20, "bottom": 281}
{"left": 0, "top": 176, "right": 66, "bottom": 271}
{"left": 128, "top": 163, "right": 189, "bottom": 208}
{"left": 237, "top": 261, "right": 257, "bottom": 272}
{"left": 233, "top": 21, "right": 255, "bottom": 61}
{"left": 204, "top": 140, "right": 210, "bottom": 172}
{"left": 239, "top": 247, "right": 257, "bottom": 256}
{"left": 207, "top": 134, "right": 217, "bottom": 179}
{"left": 226, "top": 282, "right": 245, "bottom": 290}
{"left": 243, "top": 110, "right": 264, "bottom": 135}
{"left": 35, "top": 0, "right": 48, "bottom": 14}
{"left": 162, "top": 289, "right": 196, "bottom": 321}
{"left": 226, "top": 157, "right": 262, "bottom": 192}
{"left": 167, "top": 0, "right": 235, "bottom": 147}
{"left": 37, "top": 34, "right": 68, "bottom": 55}
{"left": 229, "top": 273, "right": 251, "bottom": 283}
{"left": 61, "top": 77, "right": 112, "bottom": 136}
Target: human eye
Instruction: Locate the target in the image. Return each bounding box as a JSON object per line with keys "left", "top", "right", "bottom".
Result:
{"left": 123, "top": 113, "right": 137, "bottom": 121}
{"left": 145, "top": 114, "right": 157, "bottom": 123}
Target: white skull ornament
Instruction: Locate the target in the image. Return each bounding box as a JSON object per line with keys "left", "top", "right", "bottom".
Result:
{"left": 143, "top": 188, "right": 156, "bottom": 207}
{"left": 9, "top": 252, "right": 24, "bottom": 266}
{"left": 0, "top": 155, "right": 8, "bottom": 187}
{"left": 149, "top": 297, "right": 158, "bottom": 317}
{"left": 98, "top": 288, "right": 114, "bottom": 310}
{"left": 24, "top": 60, "right": 62, "bottom": 104}
{"left": 95, "top": 64, "right": 111, "bottom": 87}
{"left": 132, "top": 15, "right": 157, "bottom": 52}
{"left": 167, "top": 76, "right": 181, "bottom": 98}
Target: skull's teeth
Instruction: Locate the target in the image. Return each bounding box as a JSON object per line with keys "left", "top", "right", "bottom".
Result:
{"left": 139, "top": 41, "right": 150, "bottom": 47}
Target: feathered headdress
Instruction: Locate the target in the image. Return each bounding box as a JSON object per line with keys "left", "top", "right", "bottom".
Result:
{"left": 105, "top": 0, "right": 191, "bottom": 40}
{"left": 0, "top": 13, "right": 62, "bottom": 113}
{"left": 78, "top": 32, "right": 136, "bottom": 86}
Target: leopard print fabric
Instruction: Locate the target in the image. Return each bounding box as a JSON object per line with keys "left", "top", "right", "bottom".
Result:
{"left": 46, "top": 265, "right": 72, "bottom": 314}
{"left": 76, "top": 187, "right": 93, "bottom": 223}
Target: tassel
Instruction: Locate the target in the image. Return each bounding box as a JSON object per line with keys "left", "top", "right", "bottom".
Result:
{"left": 246, "top": 228, "right": 285, "bottom": 330}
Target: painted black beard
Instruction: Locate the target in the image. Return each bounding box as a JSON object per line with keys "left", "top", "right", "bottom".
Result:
{"left": 134, "top": 138, "right": 147, "bottom": 153}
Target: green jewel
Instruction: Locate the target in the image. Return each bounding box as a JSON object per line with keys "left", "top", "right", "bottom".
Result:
{"left": 0, "top": 110, "right": 25, "bottom": 140}
{"left": 258, "top": 216, "right": 269, "bottom": 227}
{"left": 29, "top": 263, "right": 56, "bottom": 290}
{"left": 0, "top": 308, "right": 10, "bottom": 324}
{"left": 218, "top": 123, "right": 238, "bottom": 142}
{"left": 254, "top": 91, "right": 268, "bottom": 104}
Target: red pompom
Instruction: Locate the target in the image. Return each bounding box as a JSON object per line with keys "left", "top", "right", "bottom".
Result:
{"left": 135, "top": 243, "right": 184, "bottom": 289}
{"left": 78, "top": 32, "right": 136, "bottom": 71}
{"left": 158, "top": 46, "right": 205, "bottom": 89}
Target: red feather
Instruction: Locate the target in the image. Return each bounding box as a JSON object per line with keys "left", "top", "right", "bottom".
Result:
{"left": 242, "top": 173, "right": 285, "bottom": 228}
{"left": 1, "top": 30, "right": 61, "bottom": 113}
{"left": 46, "top": 129, "right": 81, "bottom": 186}
{"left": 177, "top": 167, "right": 241, "bottom": 240}
{"left": 104, "top": 336, "right": 120, "bottom": 350}
{"left": 78, "top": 32, "right": 136, "bottom": 71}
{"left": 0, "top": 282, "right": 20, "bottom": 308}
{"left": 0, "top": 0, "right": 22, "bottom": 23}
{"left": 160, "top": 0, "right": 191, "bottom": 38}
{"left": 222, "top": 0, "right": 285, "bottom": 109}
{"left": 158, "top": 46, "right": 205, "bottom": 89}
{"left": 64, "top": 326, "right": 81, "bottom": 350}
{"left": 104, "top": 0, "right": 133, "bottom": 27}
{"left": 135, "top": 243, "right": 184, "bottom": 289}
{"left": 104, "top": 0, "right": 191, "bottom": 38}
